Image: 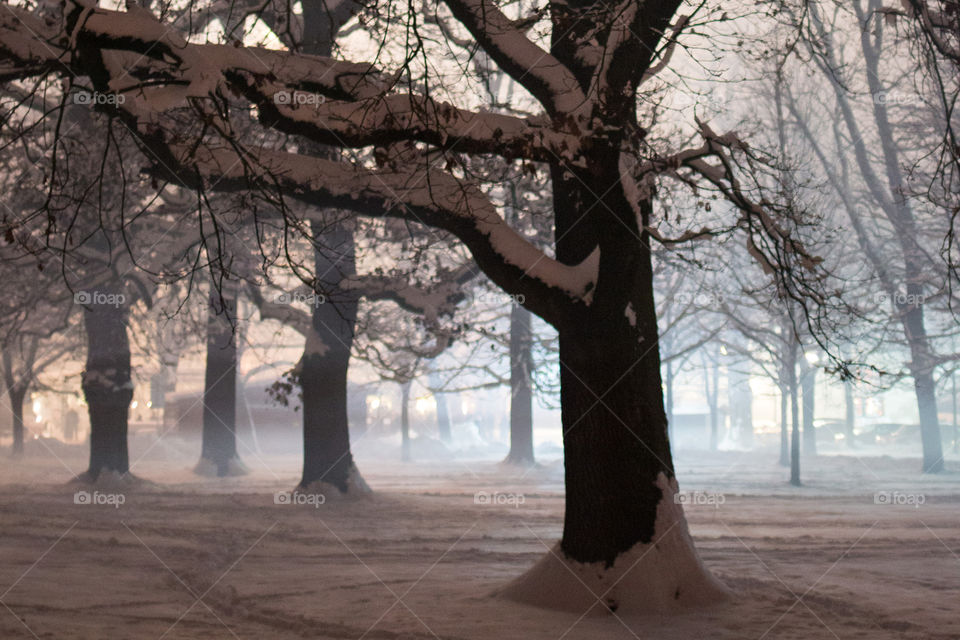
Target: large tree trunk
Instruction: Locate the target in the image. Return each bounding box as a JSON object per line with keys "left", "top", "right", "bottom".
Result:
{"left": 9, "top": 385, "right": 26, "bottom": 457}
{"left": 195, "top": 283, "right": 245, "bottom": 477}
{"left": 505, "top": 302, "right": 535, "bottom": 466}
{"left": 800, "top": 361, "right": 817, "bottom": 457}
{"left": 913, "top": 366, "right": 944, "bottom": 473}
{"left": 299, "top": 222, "right": 366, "bottom": 493}
{"left": 3, "top": 347, "right": 35, "bottom": 457}
{"left": 503, "top": 175, "right": 725, "bottom": 611}
{"left": 905, "top": 307, "right": 944, "bottom": 472}
{"left": 80, "top": 284, "right": 133, "bottom": 481}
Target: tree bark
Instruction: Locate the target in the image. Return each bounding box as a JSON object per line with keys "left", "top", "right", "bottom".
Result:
{"left": 299, "top": 221, "right": 362, "bottom": 492}
{"left": 505, "top": 302, "right": 535, "bottom": 466}
{"left": 196, "top": 284, "right": 244, "bottom": 477}
{"left": 80, "top": 284, "right": 133, "bottom": 480}
{"left": 800, "top": 361, "right": 817, "bottom": 457}
{"left": 400, "top": 380, "right": 411, "bottom": 462}
{"left": 548, "top": 169, "right": 714, "bottom": 581}
{"left": 779, "top": 379, "right": 789, "bottom": 467}
{"left": 9, "top": 385, "right": 26, "bottom": 457}
{"left": 435, "top": 391, "right": 451, "bottom": 443}
{"left": 788, "top": 346, "right": 801, "bottom": 487}
{"left": 428, "top": 370, "right": 451, "bottom": 443}
{"left": 913, "top": 366, "right": 944, "bottom": 473}
{"left": 706, "top": 358, "right": 719, "bottom": 450}
{"left": 844, "top": 378, "right": 856, "bottom": 448}
{"left": 728, "top": 365, "right": 753, "bottom": 448}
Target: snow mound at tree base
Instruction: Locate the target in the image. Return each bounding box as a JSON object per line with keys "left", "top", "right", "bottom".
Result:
{"left": 297, "top": 464, "right": 372, "bottom": 499}
{"left": 192, "top": 456, "right": 249, "bottom": 478}
{"left": 498, "top": 473, "right": 729, "bottom": 615}
{"left": 68, "top": 469, "right": 150, "bottom": 488}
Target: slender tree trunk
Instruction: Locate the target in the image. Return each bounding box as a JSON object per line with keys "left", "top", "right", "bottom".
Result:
{"left": 953, "top": 372, "right": 958, "bottom": 453}
{"left": 711, "top": 360, "right": 720, "bottom": 449}
{"left": 400, "top": 380, "right": 411, "bottom": 462}
{"left": 844, "top": 378, "right": 856, "bottom": 448}
{"left": 779, "top": 379, "right": 789, "bottom": 467}
{"left": 788, "top": 347, "right": 801, "bottom": 486}
{"left": 858, "top": 21, "right": 944, "bottom": 473}
{"left": 3, "top": 348, "right": 35, "bottom": 457}
{"left": 196, "top": 283, "right": 244, "bottom": 477}
{"left": 9, "top": 385, "right": 26, "bottom": 457}
{"left": 299, "top": 222, "right": 363, "bottom": 492}
{"left": 801, "top": 362, "right": 817, "bottom": 457}
{"left": 435, "top": 392, "right": 451, "bottom": 442}
{"left": 428, "top": 370, "right": 451, "bottom": 443}
{"left": 728, "top": 366, "right": 753, "bottom": 448}
{"left": 505, "top": 302, "right": 535, "bottom": 466}
{"left": 702, "top": 356, "right": 720, "bottom": 451}
{"left": 80, "top": 284, "right": 133, "bottom": 480}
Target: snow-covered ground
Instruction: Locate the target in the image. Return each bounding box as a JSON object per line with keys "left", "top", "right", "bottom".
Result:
{"left": 0, "top": 439, "right": 958, "bottom": 639}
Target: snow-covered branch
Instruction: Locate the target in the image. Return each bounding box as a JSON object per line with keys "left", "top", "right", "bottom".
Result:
{"left": 441, "top": 0, "right": 588, "bottom": 117}
{"left": 165, "top": 143, "right": 596, "bottom": 326}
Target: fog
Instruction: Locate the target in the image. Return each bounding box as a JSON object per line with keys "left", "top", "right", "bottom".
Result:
{"left": 1, "top": 0, "right": 959, "bottom": 637}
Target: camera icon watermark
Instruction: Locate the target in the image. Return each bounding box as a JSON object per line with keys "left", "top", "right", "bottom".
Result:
{"left": 872, "top": 91, "right": 920, "bottom": 106}
{"left": 674, "top": 291, "right": 724, "bottom": 307}
{"left": 274, "top": 490, "right": 326, "bottom": 508}
{"left": 674, "top": 491, "right": 726, "bottom": 508}
{"left": 474, "top": 491, "right": 525, "bottom": 508}
{"left": 874, "top": 291, "right": 925, "bottom": 307}
{"left": 73, "top": 490, "right": 125, "bottom": 508}
{"left": 874, "top": 491, "right": 925, "bottom": 508}
{"left": 469, "top": 291, "right": 526, "bottom": 306}
{"left": 275, "top": 292, "right": 326, "bottom": 307}
{"left": 74, "top": 291, "right": 126, "bottom": 307}
{"left": 73, "top": 91, "right": 125, "bottom": 106}
{"left": 274, "top": 91, "right": 327, "bottom": 108}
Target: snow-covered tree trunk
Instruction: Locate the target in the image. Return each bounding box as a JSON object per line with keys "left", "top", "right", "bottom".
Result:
{"left": 503, "top": 167, "right": 726, "bottom": 609}
{"left": 196, "top": 283, "right": 245, "bottom": 477}
{"left": 80, "top": 284, "right": 133, "bottom": 481}
{"left": 505, "top": 302, "right": 534, "bottom": 466}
